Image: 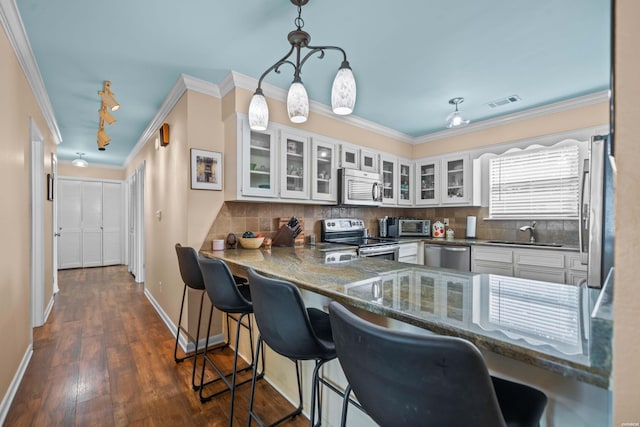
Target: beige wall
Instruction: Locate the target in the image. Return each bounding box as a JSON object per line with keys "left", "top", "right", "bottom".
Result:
{"left": 0, "top": 23, "right": 56, "bottom": 405}
{"left": 57, "top": 162, "right": 125, "bottom": 181}
{"left": 413, "top": 102, "right": 609, "bottom": 158}
{"left": 613, "top": 0, "right": 640, "bottom": 424}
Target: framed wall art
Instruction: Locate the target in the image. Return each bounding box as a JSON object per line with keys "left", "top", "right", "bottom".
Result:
{"left": 191, "top": 149, "right": 222, "bottom": 190}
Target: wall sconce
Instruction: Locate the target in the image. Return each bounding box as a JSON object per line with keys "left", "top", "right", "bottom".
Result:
{"left": 159, "top": 123, "right": 170, "bottom": 147}
{"left": 99, "top": 81, "right": 120, "bottom": 111}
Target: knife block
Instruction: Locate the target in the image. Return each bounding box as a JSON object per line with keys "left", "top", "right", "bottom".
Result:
{"left": 272, "top": 217, "right": 305, "bottom": 247}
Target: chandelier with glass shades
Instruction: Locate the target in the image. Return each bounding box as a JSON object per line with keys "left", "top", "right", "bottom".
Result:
{"left": 248, "top": 0, "right": 356, "bottom": 131}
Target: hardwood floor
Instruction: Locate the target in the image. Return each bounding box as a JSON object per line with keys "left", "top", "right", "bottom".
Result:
{"left": 5, "top": 266, "right": 309, "bottom": 427}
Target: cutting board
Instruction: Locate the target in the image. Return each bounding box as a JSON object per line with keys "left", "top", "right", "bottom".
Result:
{"left": 279, "top": 217, "right": 305, "bottom": 246}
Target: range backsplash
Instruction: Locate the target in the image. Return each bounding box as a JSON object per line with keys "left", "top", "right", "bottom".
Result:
{"left": 201, "top": 202, "right": 578, "bottom": 251}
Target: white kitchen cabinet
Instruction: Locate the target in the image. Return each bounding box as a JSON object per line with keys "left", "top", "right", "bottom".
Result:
{"left": 360, "top": 148, "right": 379, "bottom": 173}
{"left": 280, "top": 130, "right": 310, "bottom": 199}
{"left": 311, "top": 138, "right": 337, "bottom": 202}
{"left": 441, "top": 153, "right": 471, "bottom": 204}
{"left": 471, "top": 245, "right": 514, "bottom": 276}
{"left": 380, "top": 154, "right": 397, "bottom": 205}
{"left": 398, "top": 241, "right": 419, "bottom": 264}
{"left": 241, "top": 118, "right": 278, "bottom": 198}
{"left": 415, "top": 159, "right": 440, "bottom": 205}
{"left": 397, "top": 159, "right": 413, "bottom": 206}
{"left": 565, "top": 253, "right": 588, "bottom": 285}
{"left": 339, "top": 143, "right": 359, "bottom": 169}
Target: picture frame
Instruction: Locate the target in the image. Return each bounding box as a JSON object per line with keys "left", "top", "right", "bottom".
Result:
{"left": 191, "top": 149, "right": 222, "bottom": 190}
{"left": 47, "top": 173, "right": 54, "bottom": 201}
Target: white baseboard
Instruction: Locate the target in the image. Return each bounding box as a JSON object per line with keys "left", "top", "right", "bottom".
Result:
{"left": 43, "top": 295, "right": 55, "bottom": 323}
{"left": 143, "top": 288, "right": 224, "bottom": 353}
{"left": 0, "top": 344, "right": 33, "bottom": 426}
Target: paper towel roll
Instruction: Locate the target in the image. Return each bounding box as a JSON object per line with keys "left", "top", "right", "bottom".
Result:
{"left": 466, "top": 216, "right": 477, "bottom": 239}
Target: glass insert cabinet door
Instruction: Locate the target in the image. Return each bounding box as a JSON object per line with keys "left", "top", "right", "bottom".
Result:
{"left": 311, "top": 138, "right": 337, "bottom": 202}
{"left": 398, "top": 160, "right": 413, "bottom": 205}
{"left": 416, "top": 160, "right": 439, "bottom": 205}
{"left": 381, "top": 156, "right": 396, "bottom": 204}
{"left": 280, "top": 131, "right": 310, "bottom": 199}
{"left": 442, "top": 153, "right": 470, "bottom": 204}
{"left": 244, "top": 126, "right": 277, "bottom": 197}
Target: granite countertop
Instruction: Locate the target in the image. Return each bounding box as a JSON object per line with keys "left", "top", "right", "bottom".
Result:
{"left": 201, "top": 246, "right": 611, "bottom": 388}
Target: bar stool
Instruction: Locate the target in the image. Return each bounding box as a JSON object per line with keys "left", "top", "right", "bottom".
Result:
{"left": 173, "top": 243, "right": 208, "bottom": 390}
{"left": 328, "top": 301, "right": 547, "bottom": 427}
{"left": 197, "top": 257, "right": 263, "bottom": 425}
{"left": 246, "top": 268, "right": 346, "bottom": 427}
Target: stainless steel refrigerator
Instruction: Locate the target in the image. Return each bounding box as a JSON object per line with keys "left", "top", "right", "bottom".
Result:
{"left": 580, "top": 135, "right": 615, "bottom": 288}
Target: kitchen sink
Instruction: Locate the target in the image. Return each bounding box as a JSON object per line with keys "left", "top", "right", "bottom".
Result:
{"left": 486, "top": 240, "right": 563, "bottom": 248}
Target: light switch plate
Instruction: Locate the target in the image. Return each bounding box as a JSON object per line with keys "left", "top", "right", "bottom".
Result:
{"left": 443, "top": 218, "right": 449, "bottom": 226}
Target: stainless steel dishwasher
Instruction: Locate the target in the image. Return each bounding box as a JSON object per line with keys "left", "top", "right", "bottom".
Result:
{"left": 424, "top": 244, "right": 471, "bottom": 271}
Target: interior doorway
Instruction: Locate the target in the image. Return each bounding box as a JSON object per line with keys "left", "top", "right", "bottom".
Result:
{"left": 30, "top": 118, "right": 45, "bottom": 328}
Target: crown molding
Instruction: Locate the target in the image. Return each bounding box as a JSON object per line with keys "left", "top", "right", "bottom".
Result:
{"left": 0, "top": 0, "right": 62, "bottom": 144}
{"left": 415, "top": 90, "right": 610, "bottom": 144}
{"left": 124, "top": 74, "right": 221, "bottom": 167}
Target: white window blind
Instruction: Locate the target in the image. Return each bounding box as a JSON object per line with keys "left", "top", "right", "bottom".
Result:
{"left": 489, "top": 145, "right": 580, "bottom": 219}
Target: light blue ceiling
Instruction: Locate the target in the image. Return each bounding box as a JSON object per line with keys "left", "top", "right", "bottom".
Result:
{"left": 16, "top": 0, "right": 610, "bottom": 167}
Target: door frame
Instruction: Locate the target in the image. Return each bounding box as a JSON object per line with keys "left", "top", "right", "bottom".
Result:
{"left": 30, "top": 118, "right": 45, "bottom": 328}
{"left": 51, "top": 153, "right": 59, "bottom": 294}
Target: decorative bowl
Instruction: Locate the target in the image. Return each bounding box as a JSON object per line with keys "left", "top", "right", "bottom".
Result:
{"left": 238, "top": 237, "right": 265, "bottom": 249}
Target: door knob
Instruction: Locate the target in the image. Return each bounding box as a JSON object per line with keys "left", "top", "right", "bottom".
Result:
{"left": 54, "top": 233, "right": 61, "bottom": 237}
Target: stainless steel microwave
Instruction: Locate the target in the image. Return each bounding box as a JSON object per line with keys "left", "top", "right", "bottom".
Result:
{"left": 389, "top": 219, "right": 431, "bottom": 237}
{"left": 338, "top": 168, "right": 382, "bottom": 206}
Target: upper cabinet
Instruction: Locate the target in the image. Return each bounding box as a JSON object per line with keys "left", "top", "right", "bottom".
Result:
{"left": 311, "top": 138, "right": 338, "bottom": 202}
{"left": 280, "top": 130, "right": 310, "bottom": 199}
{"left": 380, "top": 154, "right": 397, "bottom": 205}
{"left": 360, "top": 148, "right": 379, "bottom": 173}
{"left": 241, "top": 118, "right": 278, "bottom": 198}
{"left": 415, "top": 159, "right": 440, "bottom": 206}
{"left": 441, "top": 153, "right": 471, "bottom": 204}
{"left": 340, "top": 143, "right": 360, "bottom": 169}
{"left": 397, "top": 159, "right": 414, "bottom": 206}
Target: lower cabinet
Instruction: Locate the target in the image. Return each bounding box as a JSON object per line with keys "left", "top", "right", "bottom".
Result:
{"left": 398, "top": 241, "right": 419, "bottom": 264}
{"left": 471, "top": 245, "right": 585, "bottom": 285}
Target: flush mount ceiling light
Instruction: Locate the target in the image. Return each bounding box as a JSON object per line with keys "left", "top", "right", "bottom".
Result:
{"left": 98, "top": 81, "right": 120, "bottom": 111}
{"left": 72, "top": 152, "right": 88, "bottom": 167}
{"left": 248, "top": 0, "right": 356, "bottom": 131}
{"left": 446, "top": 97, "right": 470, "bottom": 128}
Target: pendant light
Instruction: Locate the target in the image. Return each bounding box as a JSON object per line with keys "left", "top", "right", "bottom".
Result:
{"left": 72, "top": 152, "right": 88, "bottom": 168}
{"left": 248, "top": 0, "right": 356, "bottom": 131}
{"left": 446, "top": 97, "right": 470, "bottom": 128}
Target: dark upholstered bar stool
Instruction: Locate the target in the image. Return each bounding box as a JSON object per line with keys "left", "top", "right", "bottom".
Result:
{"left": 328, "top": 301, "right": 547, "bottom": 427}
{"left": 174, "top": 243, "right": 209, "bottom": 390}
{"left": 197, "top": 257, "right": 263, "bottom": 425}
{"left": 247, "top": 269, "right": 346, "bottom": 427}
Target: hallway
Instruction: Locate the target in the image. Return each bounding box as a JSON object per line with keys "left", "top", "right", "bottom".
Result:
{"left": 5, "top": 266, "right": 307, "bottom": 426}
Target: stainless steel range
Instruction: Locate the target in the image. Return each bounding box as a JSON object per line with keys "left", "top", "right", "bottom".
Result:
{"left": 321, "top": 218, "right": 400, "bottom": 261}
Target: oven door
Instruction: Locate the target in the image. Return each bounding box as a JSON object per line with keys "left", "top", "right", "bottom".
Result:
{"left": 359, "top": 245, "right": 400, "bottom": 261}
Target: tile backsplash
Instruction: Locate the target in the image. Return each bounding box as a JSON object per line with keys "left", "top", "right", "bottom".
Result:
{"left": 202, "top": 202, "right": 578, "bottom": 251}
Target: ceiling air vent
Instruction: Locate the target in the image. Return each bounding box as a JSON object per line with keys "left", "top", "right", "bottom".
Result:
{"left": 487, "top": 95, "right": 521, "bottom": 108}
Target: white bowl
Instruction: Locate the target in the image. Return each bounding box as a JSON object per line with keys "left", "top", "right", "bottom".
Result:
{"left": 238, "top": 237, "right": 265, "bottom": 249}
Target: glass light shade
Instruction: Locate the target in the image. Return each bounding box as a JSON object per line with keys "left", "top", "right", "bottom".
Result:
{"left": 287, "top": 81, "right": 309, "bottom": 123}
{"left": 248, "top": 92, "right": 269, "bottom": 131}
{"left": 72, "top": 157, "right": 88, "bottom": 167}
{"left": 446, "top": 111, "right": 470, "bottom": 128}
{"left": 331, "top": 67, "right": 356, "bottom": 115}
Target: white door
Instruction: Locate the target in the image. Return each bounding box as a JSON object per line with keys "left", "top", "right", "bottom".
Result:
{"left": 82, "top": 181, "right": 103, "bottom": 267}
{"left": 102, "top": 182, "right": 122, "bottom": 265}
{"left": 51, "top": 154, "right": 59, "bottom": 294}
{"left": 58, "top": 179, "right": 83, "bottom": 269}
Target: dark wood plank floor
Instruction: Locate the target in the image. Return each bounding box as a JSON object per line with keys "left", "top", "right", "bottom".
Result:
{"left": 5, "top": 265, "right": 308, "bottom": 427}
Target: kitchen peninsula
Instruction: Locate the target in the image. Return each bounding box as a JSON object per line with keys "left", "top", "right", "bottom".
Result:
{"left": 201, "top": 245, "right": 612, "bottom": 427}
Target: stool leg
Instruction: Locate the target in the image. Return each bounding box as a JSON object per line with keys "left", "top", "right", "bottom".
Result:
{"left": 340, "top": 385, "right": 352, "bottom": 427}
{"left": 189, "top": 291, "right": 206, "bottom": 390}
{"left": 247, "top": 335, "right": 262, "bottom": 427}
{"left": 173, "top": 284, "right": 188, "bottom": 362}
{"left": 228, "top": 312, "right": 249, "bottom": 427}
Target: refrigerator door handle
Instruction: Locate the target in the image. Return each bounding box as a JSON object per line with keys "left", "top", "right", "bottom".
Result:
{"left": 579, "top": 159, "right": 589, "bottom": 265}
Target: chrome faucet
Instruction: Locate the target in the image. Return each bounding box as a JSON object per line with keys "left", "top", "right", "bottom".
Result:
{"left": 519, "top": 221, "right": 537, "bottom": 243}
